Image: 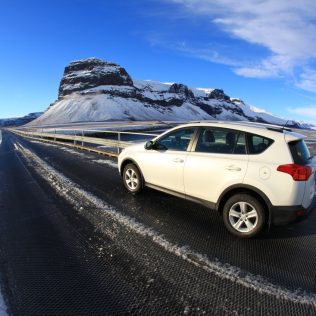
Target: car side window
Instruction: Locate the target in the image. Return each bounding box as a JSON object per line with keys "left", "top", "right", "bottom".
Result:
{"left": 156, "top": 128, "right": 195, "bottom": 151}
{"left": 247, "top": 134, "right": 273, "bottom": 154}
{"left": 195, "top": 128, "right": 246, "bottom": 154}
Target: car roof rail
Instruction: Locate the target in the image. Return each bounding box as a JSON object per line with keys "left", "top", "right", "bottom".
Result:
{"left": 188, "top": 119, "right": 293, "bottom": 132}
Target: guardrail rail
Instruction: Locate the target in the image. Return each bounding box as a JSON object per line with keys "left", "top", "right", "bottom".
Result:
{"left": 9, "top": 128, "right": 159, "bottom": 157}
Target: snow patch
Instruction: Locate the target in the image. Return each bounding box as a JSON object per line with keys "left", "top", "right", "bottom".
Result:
{"left": 29, "top": 140, "right": 94, "bottom": 158}
{"left": 249, "top": 105, "right": 272, "bottom": 114}
{"left": 15, "top": 142, "right": 316, "bottom": 308}
{"left": 92, "top": 159, "right": 117, "bottom": 168}
{"left": 133, "top": 80, "right": 172, "bottom": 91}
{"left": 30, "top": 140, "right": 59, "bottom": 147}
{"left": 59, "top": 147, "right": 93, "bottom": 158}
{"left": 193, "top": 87, "right": 215, "bottom": 97}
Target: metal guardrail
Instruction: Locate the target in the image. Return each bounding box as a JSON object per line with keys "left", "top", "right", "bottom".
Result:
{"left": 9, "top": 128, "right": 159, "bottom": 157}
{"left": 9, "top": 126, "right": 316, "bottom": 157}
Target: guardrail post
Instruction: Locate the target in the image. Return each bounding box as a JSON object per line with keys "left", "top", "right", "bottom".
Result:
{"left": 54, "top": 129, "right": 56, "bottom": 142}
{"left": 74, "top": 130, "right": 76, "bottom": 146}
{"left": 81, "top": 130, "right": 84, "bottom": 147}
{"left": 117, "top": 132, "right": 121, "bottom": 154}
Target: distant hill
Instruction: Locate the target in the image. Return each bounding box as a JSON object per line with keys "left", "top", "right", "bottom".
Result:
{"left": 0, "top": 112, "right": 43, "bottom": 127}
{"left": 26, "top": 57, "right": 314, "bottom": 129}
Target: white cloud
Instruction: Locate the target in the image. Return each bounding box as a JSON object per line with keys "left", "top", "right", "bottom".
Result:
{"left": 289, "top": 106, "right": 316, "bottom": 118}
{"left": 146, "top": 33, "right": 242, "bottom": 66}
{"left": 296, "top": 69, "right": 316, "bottom": 93}
{"left": 166, "top": 0, "right": 316, "bottom": 91}
{"left": 169, "top": 43, "right": 243, "bottom": 67}
{"left": 234, "top": 55, "right": 295, "bottom": 78}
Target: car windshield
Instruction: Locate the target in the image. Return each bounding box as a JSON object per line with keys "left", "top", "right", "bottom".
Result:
{"left": 156, "top": 128, "right": 195, "bottom": 151}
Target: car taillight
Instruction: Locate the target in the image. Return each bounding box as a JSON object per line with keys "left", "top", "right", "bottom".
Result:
{"left": 277, "top": 164, "right": 312, "bottom": 181}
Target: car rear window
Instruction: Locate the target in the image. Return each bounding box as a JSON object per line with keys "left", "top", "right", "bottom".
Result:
{"left": 288, "top": 140, "right": 311, "bottom": 165}
{"left": 247, "top": 134, "right": 274, "bottom": 154}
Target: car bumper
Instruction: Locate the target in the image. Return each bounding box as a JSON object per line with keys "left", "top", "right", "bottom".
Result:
{"left": 271, "top": 194, "right": 316, "bottom": 226}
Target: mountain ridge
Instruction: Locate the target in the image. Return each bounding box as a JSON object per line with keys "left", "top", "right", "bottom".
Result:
{"left": 25, "top": 57, "right": 314, "bottom": 129}
{"left": 0, "top": 112, "right": 43, "bottom": 127}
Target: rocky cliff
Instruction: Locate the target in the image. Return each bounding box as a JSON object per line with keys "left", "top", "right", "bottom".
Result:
{"left": 58, "top": 58, "right": 133, "bottom": 97}
{"left": 28, "top": 58, "right": 302, "bottom": 127}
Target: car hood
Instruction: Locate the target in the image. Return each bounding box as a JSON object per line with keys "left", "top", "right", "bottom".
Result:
{"left": 122, "top": 142, "right": 146, "bottom": 153}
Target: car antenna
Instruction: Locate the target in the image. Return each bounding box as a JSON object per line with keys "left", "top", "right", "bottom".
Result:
{"left": 282, "top": 120, "right": 289, "bottom": 129}
{"left": 281, "top": 120, "right": 293, "bottom": 131}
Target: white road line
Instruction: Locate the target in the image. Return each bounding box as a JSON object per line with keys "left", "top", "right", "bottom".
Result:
{"left": 0, "top": 130, "right": 2, "bottom": 146}
{"left": 15, "top": 141, "right": 316, "bottom": 308}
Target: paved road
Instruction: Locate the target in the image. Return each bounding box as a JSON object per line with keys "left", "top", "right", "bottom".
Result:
{"left": 1, "top": 130, "right": 316, "bottom": 315}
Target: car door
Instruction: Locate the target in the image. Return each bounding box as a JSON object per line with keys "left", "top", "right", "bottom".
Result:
{"left": 184, "top": 127, "right": 249, "bottom": 203}
{"left": 140, "top": 127, "right": 197, "bottom": 193}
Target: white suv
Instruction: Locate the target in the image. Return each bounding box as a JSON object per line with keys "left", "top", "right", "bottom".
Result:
{"left": 118, "top": 121, "right": 316, "bottom": 237}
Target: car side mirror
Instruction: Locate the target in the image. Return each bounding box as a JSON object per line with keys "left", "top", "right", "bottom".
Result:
{"left": 145, "top": 140, "right": 155, "bottom": 150}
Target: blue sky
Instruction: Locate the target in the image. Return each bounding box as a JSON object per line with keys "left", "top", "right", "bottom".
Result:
{"left": 1, "top": 0, "right": 316, "bottom": 124}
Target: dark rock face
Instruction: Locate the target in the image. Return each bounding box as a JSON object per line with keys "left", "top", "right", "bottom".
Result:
{"left": 58, "top": 58, "right": 133, "bottom": 98}
{"left": 168, "top": 83, "right": 194, "bottom": 99}
{"left": 231, "top": 98, "right": 245, "bottom": 105}
{"left": 207, "top": 89, "right": 231, "bottom": 102}
{"left": 196, "top": 103, "right": 223, "bottom": 117}
{"left": 222, "top": 104, "right": 245, "bottom": 117}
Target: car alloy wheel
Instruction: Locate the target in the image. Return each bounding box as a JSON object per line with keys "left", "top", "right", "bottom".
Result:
{"left": 228, "top": 202, "right": 258, "bottom": 233}
{"left": 223, "top": 193, "right": 265, "bottom": 238}
{"left": 123, "top": 163, "right": 143, "bottom": 194}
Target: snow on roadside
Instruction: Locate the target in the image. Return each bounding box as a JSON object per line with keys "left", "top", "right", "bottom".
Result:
{"left": 92, "top": 159, "right": 117, "bottom": 168}
{"left": 15, "top": 141, "right": 316, "bottom": 308}
{"left": 59, "top": 147, "right": 93, "bottom": 158}
{"left": 29, "top": 140, "right": 94, "bottom": 158}
{"left": 29, "top": 140, "right": 117, "bottom": 167}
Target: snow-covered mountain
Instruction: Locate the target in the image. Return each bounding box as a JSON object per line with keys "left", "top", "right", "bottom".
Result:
{"left": 28, "top": 58, "right": 313, "bottom": 128}
{"left": 0, "top": 112, "right": 42, "bottom": 127}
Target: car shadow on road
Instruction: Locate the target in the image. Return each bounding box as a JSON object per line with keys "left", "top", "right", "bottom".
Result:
{"left": 260, "top": 208, "right": 316, "bottom": 239}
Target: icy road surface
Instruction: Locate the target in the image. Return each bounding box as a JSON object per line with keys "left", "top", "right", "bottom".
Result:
{"left": 1, "top": 130, "right": 316, "bottom": 315}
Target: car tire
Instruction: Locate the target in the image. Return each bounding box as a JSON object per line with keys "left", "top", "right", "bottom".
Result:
{"left": 122, "top": 163, "right": 143, "bottom": 194}
{"left": 223, "top": 194, "right": 265, "bottom": 238}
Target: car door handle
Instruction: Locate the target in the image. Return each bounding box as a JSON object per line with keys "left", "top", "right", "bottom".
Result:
{"left": 225, "top": 165, "right": 241, "bottom": 171}
{"left": 173, "top": 158, "right": 184, "bottom": 163}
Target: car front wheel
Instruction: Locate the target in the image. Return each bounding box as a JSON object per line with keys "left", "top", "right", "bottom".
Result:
{"left": 122, "top": 163, "right": 143, "bottom": 194}
{"left": 223, "top": 194, "right": 265, "bottom": 238}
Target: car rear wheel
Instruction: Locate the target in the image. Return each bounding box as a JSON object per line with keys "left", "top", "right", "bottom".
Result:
{"left": 223, "top": 194, "right": 265, "bottom": 238}
{"left": 123, "top": 163, "right": 143, "bottom": 194}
